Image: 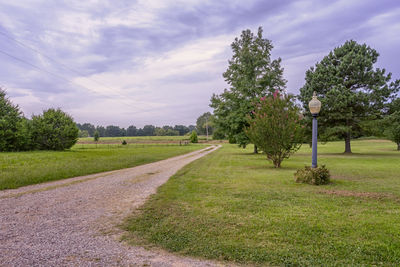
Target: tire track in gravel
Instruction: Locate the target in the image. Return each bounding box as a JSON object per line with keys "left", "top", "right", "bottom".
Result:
{"left": 0, "top": 145, "right": 226, "bottom": 267}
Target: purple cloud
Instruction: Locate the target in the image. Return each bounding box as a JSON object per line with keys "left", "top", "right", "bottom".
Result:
{"left": 0, "top": 0, "right": 399, "bottom": 127}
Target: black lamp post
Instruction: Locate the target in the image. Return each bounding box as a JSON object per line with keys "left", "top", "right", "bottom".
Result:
{"left": 308, "top": 92, "right": 321, "bottom": 168}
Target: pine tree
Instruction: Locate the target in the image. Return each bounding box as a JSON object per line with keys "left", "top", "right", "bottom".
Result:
{"left": 299, "top": 40, "right": 399, "bottom": 153}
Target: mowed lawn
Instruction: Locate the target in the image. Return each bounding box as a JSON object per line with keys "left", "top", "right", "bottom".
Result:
{"left": 124, "top": 140, "right": 400, "bottom": 266}
{"left": 0, "top": 143, "right": 204, "bottom": 190}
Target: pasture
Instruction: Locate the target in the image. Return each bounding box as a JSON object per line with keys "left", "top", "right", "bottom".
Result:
{"left": 77, "top": 135, "right": 214, "bottom": 144}
{"left": 0, "top": 140, "right": 205, "bottom": 190}
{"left": 124, "top": 139, "right": 400, "bottom": 266}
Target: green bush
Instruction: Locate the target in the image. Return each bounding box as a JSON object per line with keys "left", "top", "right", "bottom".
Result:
{"left": 294, "top": 165, "right": 331, "bottom": 185}
{"left": 94, "top": 130, "right": 100, "bottom": 142}
{"left": 0, "top": 89, "right": 31, "bottom": 151}
{"left": 122, "top": 140, "right": 127, "bottom": 145}
{"left": 31, "top": 108, "right": 79, "bottom": 150}
{"left": 190, "top": 131, "right": 198, "bottom": 143}
{"left": 245, "top": 93, "right": 304, "bottom": 167}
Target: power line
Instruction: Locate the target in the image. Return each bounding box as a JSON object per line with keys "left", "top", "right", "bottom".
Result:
{"left": 0, "top": 48, "right": 140, "bottom": 110}
{"left": 0, "top": 30, "right": 136, "bottom": 103}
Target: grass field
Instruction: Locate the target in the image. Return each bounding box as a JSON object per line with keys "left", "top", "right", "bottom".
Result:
{"left": 78, "top": 135, "right": 213, "bottom": 144}
{"left": 124, "top": 139, "right": 400, "bottom": 266}
{"left": 0, "top": 143, "right": 204, "bottom": 190}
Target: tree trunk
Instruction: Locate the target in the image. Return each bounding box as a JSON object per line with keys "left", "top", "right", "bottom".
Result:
{"left": 254, "top": 145, "right": 258, "bottom": 154}
{"left": 397, "top": 143, "right": 400, "bottom": 151}
{"left": 344, "top": 132, "right": 352, "bottom": 153}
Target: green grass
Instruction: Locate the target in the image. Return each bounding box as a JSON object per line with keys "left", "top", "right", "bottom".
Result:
{"left": 78, "top": 135, "right": 210, "bottom": 143}
{"left": 0, "top": 143, "right": 204, "bottom": 190}
{"left": 124, "top": 140, "right": 400, "bottom": 266}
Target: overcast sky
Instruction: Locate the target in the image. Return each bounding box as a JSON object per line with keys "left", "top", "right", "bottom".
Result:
{"left": 0, "top": 0, "right": 399, "bottom": 127}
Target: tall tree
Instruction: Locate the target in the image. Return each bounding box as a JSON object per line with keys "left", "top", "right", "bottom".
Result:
{"left": 96, "top": 126, "right": 106, "bottom": 137}
{"left": 299, "top": 40, "right": 399, "bottom": 153}
{"left": 78, "top": 123, "right": 96, "bottom": 137}
{"left": 384, "top": 111, "right": 400, "bottom": 150}
{"left": 210, "top": 27, "right": 286, "bottom": 148}
{"left": 126, "top": 125, "right": 137, "bottom": 136}
{"left": 174, "top": 125, "right": 190, "bottom": 136}
{"left": 383, "top": 97, "right": 400, "bottom": 150}
{"left": 196, "top": 112, "right": 214, "bottom": 135}
{"left": 142, "top": 125, "right": 156, "bottom": 136}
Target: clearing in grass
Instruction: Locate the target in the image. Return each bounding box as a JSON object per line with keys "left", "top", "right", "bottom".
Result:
{"left": 124, "top": 139, "right": 400, "bottom": 266}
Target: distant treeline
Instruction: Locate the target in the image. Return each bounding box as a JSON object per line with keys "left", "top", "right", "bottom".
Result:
{"left": 76, "top": 123, "right": 197, "bottom": 137}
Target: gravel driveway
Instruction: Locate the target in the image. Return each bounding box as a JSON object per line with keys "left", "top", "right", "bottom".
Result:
{"left": 0, "top": 145, "right": 224, "bottom": 266}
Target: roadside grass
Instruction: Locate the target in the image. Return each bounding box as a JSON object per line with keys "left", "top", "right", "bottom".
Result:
{"left": 0, "top": 143, "right": 204, "bottom": 190}
{"left": 124, "top": 140, "right": 400, "bottom": 266}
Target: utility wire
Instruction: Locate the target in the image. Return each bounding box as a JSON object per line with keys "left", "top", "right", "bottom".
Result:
{"left": 0, "top": 48, "right": 140, "bottom": 109}
{"left": 0, "top": 30, "right": 135, "bottom": 103}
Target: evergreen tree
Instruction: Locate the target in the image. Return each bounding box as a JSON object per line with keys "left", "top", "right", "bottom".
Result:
{"left": 299, "top": 40, "right": 399, "bottom": 153}
{"left": 190, "top": 131, "right": 198, "bottom": 143}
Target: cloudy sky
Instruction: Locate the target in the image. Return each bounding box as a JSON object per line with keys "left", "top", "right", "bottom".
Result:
{"left": 0, "top": 0, "right": 399, "bottom": 127}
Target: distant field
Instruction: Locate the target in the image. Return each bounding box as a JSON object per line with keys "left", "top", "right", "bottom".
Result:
{"left": 124, "top": 139, "right": 400, "bottom": 266}
{"left": 0, "top": 143, "right": 205, "bottom": 190}
{"left": 77, "top": 135, "right": 220, "bottom": 144}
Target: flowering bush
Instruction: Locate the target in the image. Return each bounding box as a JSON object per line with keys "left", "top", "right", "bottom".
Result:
{"left": 245, "top": 92, "right": 304, "bottom": 167}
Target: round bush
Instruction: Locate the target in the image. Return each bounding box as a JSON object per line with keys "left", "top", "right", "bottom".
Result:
{"left": 31, "top": 108, "right": 79, "bottom": 150}
{"left": 294, "top": 165, "right": 331, "bottom": 185}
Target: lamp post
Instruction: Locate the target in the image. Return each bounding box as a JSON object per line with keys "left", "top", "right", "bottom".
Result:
{"left": 308, "top": 91, "right": 321, "bottom": 168}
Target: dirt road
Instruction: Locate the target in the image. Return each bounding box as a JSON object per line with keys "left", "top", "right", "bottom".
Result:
{"left": 0, "top": 145, "right": 223, "bottom": 266}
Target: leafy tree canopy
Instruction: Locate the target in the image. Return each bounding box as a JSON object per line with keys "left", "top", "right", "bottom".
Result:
{"left": 210, "top": 27, "right": 286, "bottom": 147}
{"left": 384, "top": 111, "right": 400, "bottom": 150}
{"left": 196, "top": 112, "right": 214, "bottom": 136}
{"left": 0, "top": 89, "right": 31, "bottom": 151}
{"left": 299, "top": 40, "right": 400, "bottom": 153}
{"left": 31, "top": 108, "right": 79, "bottom": 150}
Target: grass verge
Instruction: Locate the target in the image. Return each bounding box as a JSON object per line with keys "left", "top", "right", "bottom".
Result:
{"left": 123, "top": 140, "right": 400, "bottom": 266}
{"left": 0, "top": 144, "right": 204, "bottom": 190}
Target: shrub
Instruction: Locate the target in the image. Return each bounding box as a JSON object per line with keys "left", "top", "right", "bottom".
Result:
{"left": 31, "top": 108, "right": 79, "bottom": 150}
{"left": 294, "top": 165, "right": 331, "bottom": 185}
{"left": 245, "top": 92, "right": 304, "bottom": 167}
{"left": 0, "top": 89, "right": 31, "bottom": 151}
{"left": 94, "top": 130, "right": 100, "bottom": 142}
{"left": 122, "top": 140, "right": 127, "bottom": 145}
{"left": 190, "top": 131, "right": 198, "bottom": 143}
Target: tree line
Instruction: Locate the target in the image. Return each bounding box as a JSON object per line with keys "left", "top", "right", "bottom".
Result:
{"left": 0, "top": 85, "right": 215, "bottom": 152}
{"left": 76, "top": 123, "right": 197, "bottom": 137}
{"left": 76, "top": 112, "right": 215, "bottom": 138}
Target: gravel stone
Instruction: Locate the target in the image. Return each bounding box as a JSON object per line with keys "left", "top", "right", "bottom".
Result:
{"left": 0, "top": 145, "right": 229, "bottom": 266}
